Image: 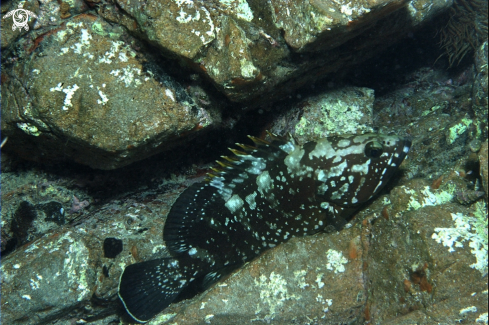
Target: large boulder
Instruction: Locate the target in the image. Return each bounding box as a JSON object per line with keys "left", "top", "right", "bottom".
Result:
{"left": 1, "top": 0, "right": 452, "bottom": 169}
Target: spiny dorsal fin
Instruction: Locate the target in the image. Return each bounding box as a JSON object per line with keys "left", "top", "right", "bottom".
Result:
{"left": 221, "top": 156, "right": 239, "bottom": 163}
{"left": 247, "top": 135, "right": 271, "bottom": 146}
{"left": 216, "top": 160, "right": 233, "bottom": 168}
{"left": 264, "top": 131, "right": 297, "bottom": 147}
{"left": 228, "top": 148, "right": 249, "bottom": 156}
{"left": 206, "top": 131, "right": 296, "bottom": 181}
{"left": 235, "top": 143, "right": 256, "bottom": 152}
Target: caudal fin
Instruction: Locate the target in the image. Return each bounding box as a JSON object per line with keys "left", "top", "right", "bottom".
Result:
{"left": 118, "top": 258, "right": 190, "bottom": 322}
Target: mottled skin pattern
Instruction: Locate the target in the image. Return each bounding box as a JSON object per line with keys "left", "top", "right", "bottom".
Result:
{"left": 119, "top": 133, "right": 411, "bottom": 322}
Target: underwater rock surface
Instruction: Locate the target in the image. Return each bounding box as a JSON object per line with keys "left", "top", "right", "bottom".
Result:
{"left": 1, "top": 170, "right": 487, "bottom": 324}
{"left": 2, "top": 58, "right": 488, "bottom": 323}
{"left": 268, "top": 86, "right": 375, "bottom": 143}
{"left": 480, "top": 141, "right": 488, "bottom": 198}
{"left": 1, "top": 0, "right": 487, "bottom": 324}
{"left": 1, "top": 13, "right": 210, "bottom": 169}
{"left": 2, "top": 66, "right": 488, "bottom": 323}
{"left": 1, "top": 0, "right": 452, "bottom": 169}
{"left": 472, "top": 40, "right": 488, "bottom": 138}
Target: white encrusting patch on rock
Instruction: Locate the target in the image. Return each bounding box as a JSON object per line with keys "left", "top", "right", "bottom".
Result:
{"left": 50, "top": 83, "right": 80, "bottom": 111}
{"left": 165, "top": 89, "right": 175, "bottom": 101}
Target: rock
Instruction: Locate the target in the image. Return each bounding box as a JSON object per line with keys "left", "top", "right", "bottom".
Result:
{"left": 1, "top": 187, "right": 176, "bottom": 324}
{"left": 1, "top": 14, "right": 212, "bottom": 169}
{"left": 112, "top": 0, "right": 216, "bottom": 60}
{"left": 472, "top": 41, "right": 488, "bottom": 139}
{"left": 203, "top": 15, "right": 279, "bottom": 103}
{"left": 155, "top": 229, "right": 365, "bottom": 324}
{"left": 4, "top": 170, "right": 487, "bottom": 324}
{"left": 269, "top": 86, "right": 375, "bottom": 143}
{"left": 372, "top": 66, "right": 479, "bottom": 180}
{"left": 366, "top": 180, "right": 488, "bottom": 323}
{"left": 189, "top": 0, "right": 451, "bottom": 103}
{"left": 2, "top": 230, "right": 95, "bottom": 324}
{"left": 2, "top": 121, "right": 487, "bottom": 324}
{"left": 480, "top": 141, "right": 488, "bottom": 197}
{"left": 2, "top": 0, "right": 455, "bottom": 168}
{"left": 1, "top": 2, "right": 487, "bottom": 322}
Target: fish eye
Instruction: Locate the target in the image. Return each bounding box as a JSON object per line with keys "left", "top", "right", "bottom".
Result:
{"left": 365, "top": 141, "right": 383, "bottom": 158}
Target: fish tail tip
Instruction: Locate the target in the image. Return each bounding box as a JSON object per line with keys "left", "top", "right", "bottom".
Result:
{"left": 118, "top": 258, "right": 187, "bottom": 322}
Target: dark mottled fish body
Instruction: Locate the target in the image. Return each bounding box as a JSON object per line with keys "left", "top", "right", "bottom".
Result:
{"left": 119, "top": 133, "right": 411, "bottom": 322}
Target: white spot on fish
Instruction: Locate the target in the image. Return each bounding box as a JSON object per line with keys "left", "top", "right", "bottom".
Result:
{"left": 225, "top": 194, "right": 244, "bottom": 214}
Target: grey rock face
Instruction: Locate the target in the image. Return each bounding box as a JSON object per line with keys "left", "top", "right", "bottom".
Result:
{"left": 2, "top": 12, "right": 211, "bottom": 169}
{"left": 2, "top": 0, "right": 452, "bottom": 169}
